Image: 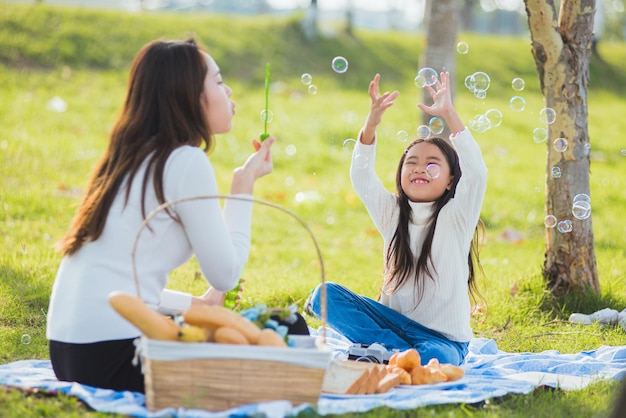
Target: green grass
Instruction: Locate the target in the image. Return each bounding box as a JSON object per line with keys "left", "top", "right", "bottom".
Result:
{"left": 1, "top": 3, "right": 625, "bottom": 417}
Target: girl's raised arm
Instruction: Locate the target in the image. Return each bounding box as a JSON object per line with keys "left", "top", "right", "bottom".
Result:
{"left": 360, "top": 74, "right": 399, "bottom": 145}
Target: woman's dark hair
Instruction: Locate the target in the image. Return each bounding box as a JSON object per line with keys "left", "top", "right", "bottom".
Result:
{"left": 385, "top": 137, "right": 483, "bottom": 306}
{"left": 58, "top": 38, "right": 213, "bottom": 255}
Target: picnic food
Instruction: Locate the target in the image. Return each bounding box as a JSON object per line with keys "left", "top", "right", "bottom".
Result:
{"left": 108, "top": 291, "right": 287, "bottom": 346}
{"left": 387, "top": 348, "right": 464, "bottom": 385}
{"left": 183, "top": 305, "right": 262, "bottom": 344}
{"left": 108, "top": 291, "right": 180, "bottom": 341}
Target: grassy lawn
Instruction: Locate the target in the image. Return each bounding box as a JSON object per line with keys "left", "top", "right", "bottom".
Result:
{"left": 0, "top": 3, "right": 625, "bottom": 417}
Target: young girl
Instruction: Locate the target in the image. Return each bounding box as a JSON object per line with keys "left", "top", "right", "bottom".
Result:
{"left": 46, "top": 38, "right": 275, "bottom": 393}
{"left": 308, "top": 72, "right": 487, "bottom": 366}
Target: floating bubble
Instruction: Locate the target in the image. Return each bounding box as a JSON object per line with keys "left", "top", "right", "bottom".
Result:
{"left": 47, "top": 96, "right": 67, "bottom": 113}
{"left": 285, "top": 176, "right": 295, "bottom": 186}
{"left": 429, "top": 117, "right": 445, "bottom": 135}
{"left": 554, "top": 137, "right": 568, "bottom": 152}
{"left": 21, "top": 334, "right": 31, "bottom": 345}
{"left": 416, "top": 125, "right": 430, "bottom": 139}
{"left": 471, "top": 72, "right": 490, "bottom": 92}
{"left": 456, "top": 42, "right": 469, "bottom": 54}
{"left": 353, "top": 154, "right": 369, "bottom": 169}
{"left": 425, "top": 163, "right": 441, "bottom": 179}
{"left": 474, "top": 89, "right": 487, "bottom": 99}
{"left": 557, "top": 219, "right": 573, "bottom": 233}
{"left": 469, "top": 114, "right": 491, "bottom": 133}
{"left": 284, "top": 144, "right": 296, "bottom": 156}
{"left": 0, "top": 140, "right": 7, "bottom": 150}
{"left": 539, "top": 107, "right": 557, "bottom": 125}
{"left": 342, "top": 138, "right": 356, "bottom": 153}
{"left": 573, "top": 193, "right": 590, "bottom": 204}
{"left": 485, "top": 109, "right": 502, "bottom": 128}
{"left": 621, "top": 149, "right": 626, "bottom": 157}
{"left": 572, "top": 200, "right": 591, "bottom": 220}
{"left": 464, "top": 75, "right": 475, "bottom": 92}
{"left": 509, "top": 96, "right": 526, "bottom": 112}
{"left": 414, "top": 67, "right": 438, "bottom": 88}
{"left": 397, "top": 130, "right": 409, "bottom": 142}
{"left": 544, "top": 215, "right": 558, "bottom": 228}
{"left": 259, "top": 109, "right": 273, "bottom": 123}
{"left": 551, "top": 166, "right": 562, "bottom": 178}
{"left": 308, "top": 84, "right": 317, "bottom": 95}
{"left": 300, "top": 73, "right": 312, "bottom": 85}
{"left": 512, "top": 78, "right": 525, "bottom": 91}
{"left": 331, "top": 56, "right": 348, "bottom": 73}
{"left": 532, "top": 127, "right": 548, "bottom": 143}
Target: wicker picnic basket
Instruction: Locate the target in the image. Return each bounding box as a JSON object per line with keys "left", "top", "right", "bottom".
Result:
{"left": 131, "top": 195, "right": 330, "bottom": 412}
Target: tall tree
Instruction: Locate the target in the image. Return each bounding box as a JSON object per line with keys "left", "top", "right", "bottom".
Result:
{"left": 420, "top": 0, "right": 459, "bottom": 129}
{"left": 524, "top": 0, "right": 599, "bottom": 294}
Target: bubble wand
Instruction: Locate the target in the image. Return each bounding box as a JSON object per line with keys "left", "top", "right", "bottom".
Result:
{"left": 260, "top": 62, "right": 270, "bottom": 141}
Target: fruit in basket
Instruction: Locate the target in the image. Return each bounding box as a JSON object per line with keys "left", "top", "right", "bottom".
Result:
{"left": 108, "top": 291, "right": 180, "bottom": 341}
{"left": 178, "top": 324, "right": 210, "bottom": 342}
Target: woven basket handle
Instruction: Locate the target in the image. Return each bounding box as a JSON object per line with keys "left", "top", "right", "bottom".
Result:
{"left": 130, "top": 194, "right": 327, "bottom": 344}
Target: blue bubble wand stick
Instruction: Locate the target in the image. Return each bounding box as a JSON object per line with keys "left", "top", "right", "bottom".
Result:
{"left": 260, "top": 62, "right": 270, "bottom": 142}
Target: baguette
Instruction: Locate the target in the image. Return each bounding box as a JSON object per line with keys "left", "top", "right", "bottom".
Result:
{"left": 108, "top": 291, "right": 179, "bottom": 341}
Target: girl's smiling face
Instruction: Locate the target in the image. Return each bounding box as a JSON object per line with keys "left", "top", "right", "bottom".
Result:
{"left": 400, "top": 141, "right": 454, "bottom": 203}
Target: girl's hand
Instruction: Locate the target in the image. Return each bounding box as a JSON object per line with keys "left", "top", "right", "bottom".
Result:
{"left": 361, "top": 74, "right": 399, "bottom": 144}
{"left": 418, "top": 72, "right": 464, "bottom": 134}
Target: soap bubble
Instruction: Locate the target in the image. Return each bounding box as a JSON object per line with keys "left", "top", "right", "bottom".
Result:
{"left": 416, "top": 125, "right": 430, "bottom": 139}
{"left": 331, "top": 56, "right": 349, "bottom": 73}
{"left": 259, "top": 109, "right": 273, "bottom": 123}
{"left": 308, "top": 85, "right": 317, "bottom": 95}
{"left": 539, "top": 107, "right": 557, "bottom": 125}
{"left": 456, "top": 42, "right": 469, "bottom": 54}
{"left": 573, "top": 193, "right": 590, "bottom": 204}
{"left": 342, "top": 138, "right": 356, "bottom": 153}
{"left": 572, "top": 200, "right": 591, "bottom": 220}
{"left": 532, "top": 127, "right": 548, "bottom": 143}
{"left": 397, "top": 130, "right": 409, "bottom": 142}
{"left": 284, "top": 144, "right": 297, "bottom": 156}
{"left": 300, "top": 73, "right": 312, "bottom": 85}
{"left": 21, "top": 334, "right": 31, "bottom": 345}
{"left": 557, "top": 219, "right": 573, "bottom": 233}
{"left": 620, "top": 149, "right": 626, "bottom": 157}
{"left": 414, "top": 67, "right": 438, "bottom": 88}
{"left": 512, "top": 78, "right": 525, "bottom": 91}
{"left": 509, "top": 96, "right": 526, "bottom": 112}
{"left": 474, "top": 89, "right": 487, "bottom": 99}
{"left": 544, "top": 215, "right": 558, "bottom": 228}
{"left": 425, "top": 163, "right": 441, "bottom": 179}
{"left": 551, "top": 166, "right": 562, "bottom": 178}
{"left": 464, "top": 75, "right": 475, "bottom": 92}
{"left": 553, "top": 138, "right": 568, "bottom": 152}
{"left": 47, "top": 96, "right": 67, "bottom": 113}
{"left": 471, "top": 72, "right": 490, "bottom": 92}
{"left": 429, "top": 117, "right": 445, "bottom": 135}
{"left": 485, "top": 109, "right": 503, "bottom": 128}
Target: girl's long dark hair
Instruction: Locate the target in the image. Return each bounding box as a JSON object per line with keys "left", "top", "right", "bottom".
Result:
{"left": 385, "top": 137, "right": 483, "bottom": 306}
{"left": 58, "top": 38, "right": 213, "bottom": 255}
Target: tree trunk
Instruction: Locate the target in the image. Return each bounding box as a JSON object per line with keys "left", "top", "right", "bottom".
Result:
{"left": 420, "top": 0, "right": 459, "bottom": 131}
{"left": 301, "top": 0, "right": 318, "bottom": 41}
{"left": 524, "top": 0, "right": 599, "bottom": 295}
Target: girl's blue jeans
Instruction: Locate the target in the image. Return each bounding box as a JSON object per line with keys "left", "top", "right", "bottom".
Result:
{"left": 309, "top": 282, "right": 469, "bottom": 366}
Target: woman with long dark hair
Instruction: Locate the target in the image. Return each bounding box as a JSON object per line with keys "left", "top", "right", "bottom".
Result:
{"left": 46, "top": 38, "right": 275, "bottom": 392}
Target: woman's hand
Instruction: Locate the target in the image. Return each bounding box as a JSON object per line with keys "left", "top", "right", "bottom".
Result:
{"left": 192, "top": 287, "right": 226, "bottom": 306}
{"left": 417, "top": 72, "right": 464, "bottom": 134}
{"left": 230, "top": 136, "right": 275, "bottom": 194}
{"left": 361, "top": 74, "right": 399, "bottom": 145}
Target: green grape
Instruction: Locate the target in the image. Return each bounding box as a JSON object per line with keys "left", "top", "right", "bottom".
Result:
{"left": 223, "top": 277, "right": 243, "bottom": 310}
